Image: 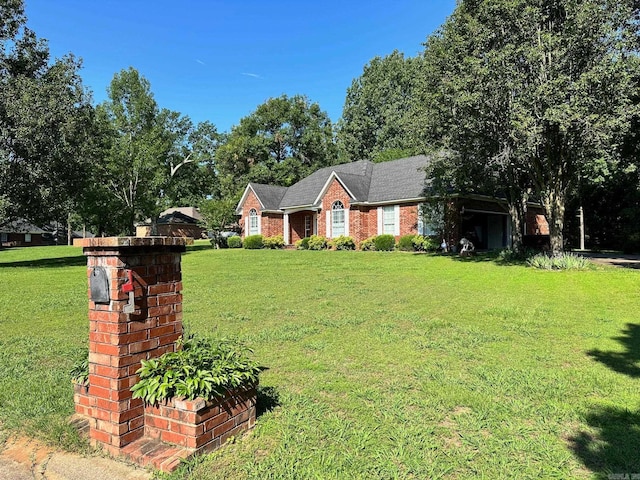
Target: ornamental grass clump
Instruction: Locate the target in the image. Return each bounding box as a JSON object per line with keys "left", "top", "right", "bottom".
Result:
{"left": 131, "top": 335, "right": 262, "bottom": 405}
{"left": 526, "top": 252, "right": 592, "bottom": 270}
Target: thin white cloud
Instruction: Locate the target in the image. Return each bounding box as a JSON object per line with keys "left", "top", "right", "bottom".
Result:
{"left": 196, "top": 59, "right": 206, "bottom": 65}
{"left": 242, "top": 72, "right": 262, "bottom": 79}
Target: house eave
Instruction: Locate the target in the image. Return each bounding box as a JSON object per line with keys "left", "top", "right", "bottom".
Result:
{"left": 350, "top": 197, "right": 427, "bottom": 207}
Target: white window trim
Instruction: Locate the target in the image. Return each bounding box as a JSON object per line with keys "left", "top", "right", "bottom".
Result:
{"left": 248, "top": 209, "right": 260, "bottom": 236}
{"left": 24, "top": 233, "right": 32, "bottom": 243}
{"left": 330, "top": 201, "right": 346, "bottom": 239}
{"left": 380, "top": 205, "right": 399, "bottom": 236}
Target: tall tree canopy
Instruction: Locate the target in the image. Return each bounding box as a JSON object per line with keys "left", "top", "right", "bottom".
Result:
{"left": 413, "top": 0, "right": 640, "bottom": 254}
{"left": 338, "top": 51, "right": 420, "bottom": 163}
{"left": 95, "top": 68, "right": 219, "bottom": 234}
{"left": 0, "top": 0, "right": 97, "bottom": 224}
{"left": 216, "top": 94, "right": 337, "bottom": 197}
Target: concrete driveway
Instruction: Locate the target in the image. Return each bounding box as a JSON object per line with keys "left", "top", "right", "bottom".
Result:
{"left": 582, "top": 252, "right": 640, "bottom": 269}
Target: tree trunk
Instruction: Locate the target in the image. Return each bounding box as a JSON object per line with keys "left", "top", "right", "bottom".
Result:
{"left": 150, "top": 215, "right": 159, "bottom": 236}
{"left": 130, "top": 208, "right": 136, "bottom": 236}
{"left": 543, "top": 187, "right": 566, "bottom": 256}
{"left": 508, "top": 202, "right": 524, "bottom": 253}
{"left": 506, "top": 188, "right": 528, "bottom": 253}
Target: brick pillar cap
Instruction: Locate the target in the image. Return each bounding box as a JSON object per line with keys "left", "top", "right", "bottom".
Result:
{"left": 74, "top": 236, "right": 192, "bottom": 248}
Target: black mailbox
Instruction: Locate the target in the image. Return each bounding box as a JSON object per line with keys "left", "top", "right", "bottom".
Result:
{"left": 89, "top": 266, "right": 110, "bottom": 304}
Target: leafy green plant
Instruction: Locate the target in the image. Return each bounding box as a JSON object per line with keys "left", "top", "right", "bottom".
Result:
{"left": 131, "top": 335, "right": 262, "bottom": 405}
{"left": 307, "top": 235, "right": 328, "bottom": 250}
{"left": 413, "top": 235, "right": 438, "bottom": 252}
{"left": 526, "top": 252, "right": 592, "bottom": 270}
{"left": 227, "top": 236, "right": 242, "bottom": 248}
{"left": 243, "top": 235, "right": 264, "bottom": 249}
{"left": 332, "top": 235, "right": 356, "bottom": 251}
{"left": 359, "top": 236, "right": 377, "bottom": 251}
{"left": 397, "top": 234, "right": 416, "bottom": 251}
{"left": 374, "top": 234, "right": 396, "bottom": 251}
{"left": 70, "top": 354, "right": 89, "bottom": 386}
{"left": 263, "top": 235, "right": 285, "bottom": 249}
{"left": 295, "top": 237, "right": 310, "bottom": 250}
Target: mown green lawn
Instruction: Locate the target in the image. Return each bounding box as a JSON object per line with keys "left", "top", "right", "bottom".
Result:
{"left": 0, "top": 244, "right": 639, "bottom": 479}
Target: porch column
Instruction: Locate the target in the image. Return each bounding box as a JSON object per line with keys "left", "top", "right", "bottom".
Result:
{"left": 283, "top": 213, "right": 290, "bottom": 245}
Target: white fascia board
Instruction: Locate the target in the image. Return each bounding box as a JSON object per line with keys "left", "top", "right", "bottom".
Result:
{"left": 312, "top": 172, "right": 356, "bottom": 206}
{"left": 350, "top": 197, "right": 426, "bottom": 207}
{"left": 235, "top": 184, "right": 265, "bottom": 214}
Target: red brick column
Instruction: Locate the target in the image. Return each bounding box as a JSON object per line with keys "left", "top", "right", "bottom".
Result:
{"left": 74, "top": 237, "right": 187, "bottom": 454}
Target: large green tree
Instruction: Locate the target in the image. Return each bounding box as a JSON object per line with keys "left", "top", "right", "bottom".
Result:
{"left": 413, "top": 0, "right": 639, "bottom": 254}
{"left": 0, "top": 0, "right": 98, "bottom": 225}
{"left": 216, "top": 94, "right": 337, "bottom": 197}
{"left": 96, "top": 68, "right": 219, "bottom": 234}
{"left": 338, "top": 51, "right": 420, "bottom": 163}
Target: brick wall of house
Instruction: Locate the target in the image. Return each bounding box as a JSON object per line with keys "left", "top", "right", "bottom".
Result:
{"left": 318, "top": 179, "right": 352, "bottom": 239}
{"left": 399, "top": 204, "right": 420, "bottom": 237}
{"left": 238, "top": 190, "right": 283, "bottom": 239}
{"left": 238, "top": 190, "right": 261, "bottom": 238}
{"left": 350, "top": 206, "right": 368, "bottom": 244}
{"left": 261, "top": 213, "right": 284, "bottom": 238}
{"left": 1, "top": 232, "right": 47, "bottom": 247}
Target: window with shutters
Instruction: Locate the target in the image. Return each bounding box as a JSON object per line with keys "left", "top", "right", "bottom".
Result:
{"left": 382, "top": 205, "right": 396, "bottom": 235}
{"left": 248, "top": 209, "right": 259, "bottom": 235}
{"left": 332, "top": 201, "right": 345, "bottom": 237}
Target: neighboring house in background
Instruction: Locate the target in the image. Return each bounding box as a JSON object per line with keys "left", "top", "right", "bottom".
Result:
{"left": 136, "top": 207, "right": 206, "bottom": 239}
{"left": 0, "top": 219, "right": 47, "bottom": 247}
{"left": 236, "top": 155, "right": 549, "bottom": 249}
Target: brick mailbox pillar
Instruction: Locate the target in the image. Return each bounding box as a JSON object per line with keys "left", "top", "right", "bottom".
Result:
{"left": 74, "top": 237, "right": 187, "bottom": 454}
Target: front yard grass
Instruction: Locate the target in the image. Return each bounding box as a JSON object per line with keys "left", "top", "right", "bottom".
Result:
{"left": 0, "top": 245, "right": 638, "bottom": 479}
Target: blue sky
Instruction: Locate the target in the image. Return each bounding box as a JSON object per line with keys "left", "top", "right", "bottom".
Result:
{"left": 24, "top": 1, "right": 456, "bottom": 133}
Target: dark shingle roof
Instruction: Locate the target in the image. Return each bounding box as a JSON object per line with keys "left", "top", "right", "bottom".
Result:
{"left": 367, "top": 155, "right": 430, "bottom": 202}
{"left": 240, "top": 155, "right": 431, "bottom": 212}
{"left": 249, "top": 183, "right": 288, "bottom": 210}
{"left": 278, "top": 160, "right": 372, "bottom": 207}
{"left": 0, "top": 219, "right": 45, "bottom": 234}
{"left": 157, "top": 211, "right": 200, "bottom": 225}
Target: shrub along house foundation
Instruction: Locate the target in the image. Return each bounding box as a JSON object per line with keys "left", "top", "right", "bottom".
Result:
{"left": 236, "top": 155, "right": 549, "bottom": 249}
{"left": 73, "top": 237, "right": 256, "bottom": 472}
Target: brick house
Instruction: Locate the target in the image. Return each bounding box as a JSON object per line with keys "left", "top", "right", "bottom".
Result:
{"left": 0, "top": 219, "right": 47, "bottom": 247}
{"left": 236, "top": 155, "right": 549, "bottom": 249}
